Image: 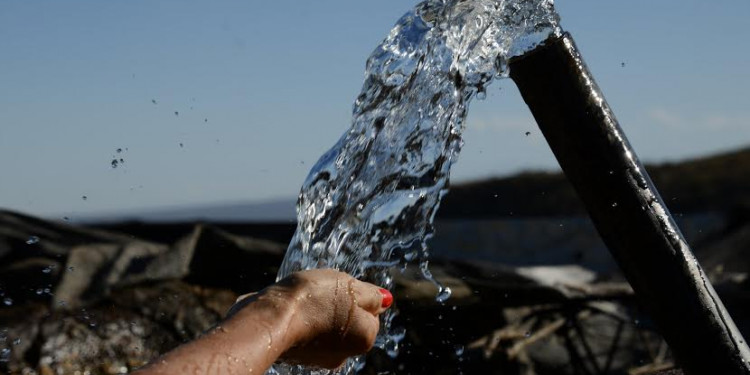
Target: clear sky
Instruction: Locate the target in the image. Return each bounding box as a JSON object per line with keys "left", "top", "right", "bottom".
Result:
{"left": 1, "top": 0, "right": 748, "bottom": 220}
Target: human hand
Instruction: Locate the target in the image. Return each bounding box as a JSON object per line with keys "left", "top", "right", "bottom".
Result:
{"left": 227, "top": 269, "right": 393, "bottom": 369}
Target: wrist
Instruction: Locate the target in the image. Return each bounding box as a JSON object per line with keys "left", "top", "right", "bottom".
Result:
{"left": 224, "top": 286, "right": 302, "bottom": 354}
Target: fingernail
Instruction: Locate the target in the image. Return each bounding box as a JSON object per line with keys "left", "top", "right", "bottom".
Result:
{"left": 379, "top": 288, "right": 393, "bottom": 308}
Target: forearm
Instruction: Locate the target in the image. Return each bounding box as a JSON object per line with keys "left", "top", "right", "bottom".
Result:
{"left": 135, "top": 293, "right": 298, "bottom": 374}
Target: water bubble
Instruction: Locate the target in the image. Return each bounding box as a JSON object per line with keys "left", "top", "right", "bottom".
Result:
{"left": 0, "top": 348, "right": 9, "bottom": 362}
{"left": 111, "top": 159, "right": 119, "bottom": 168}
{"left": 12, "top": 338, "right": 20, "bottom": 346}
{"left": 26, "top": 236, "right": 40, "bottom": 245}
{"left": 612, "top": 202, "right": 618, "bottom": 208}
{"left": 42, "top": 265, "right": 55, "bottom": 274}
{"left": 174, "top": 111, "right": 179, "bottom": 116}
{"left": 151, "top": 99, "right": 157, "bottom": 105}
{"left": 35, "top": 289, "right": 43, "bottom": 295}
{"left": 525, "top": 331, "right": 532, "bottom": 338}
{"left": 525, "top": 131, "right": 531, "bottom": 136}
{"left": 2, "top": 298, "right": 12, "bottom": 306}
{"left": 82, "top": 195, "right": 88, "bottom": 201}
{"left": 454, "top": 344, "right": 465, "bottom": 356}
{"left": 67, "top": 266, "right": 75, "bottom": 272}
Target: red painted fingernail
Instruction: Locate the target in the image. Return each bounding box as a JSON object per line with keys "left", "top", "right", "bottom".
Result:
{"left": 379, "top": 288, "right": 393, "bottom": 308}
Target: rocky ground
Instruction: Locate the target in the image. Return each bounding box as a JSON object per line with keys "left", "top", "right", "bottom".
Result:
{"left": 3, "top": 209, "right": 748, "bottom": 374}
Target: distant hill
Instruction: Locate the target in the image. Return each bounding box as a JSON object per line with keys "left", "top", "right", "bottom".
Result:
{"left": 438, "top": 147, "right": 750, "bottom": 218}
{"left": 80, "top": 199, "right": 297, "bottom": 223}
{"left": 81, "top": 147, "right": 749, "bottom": 223}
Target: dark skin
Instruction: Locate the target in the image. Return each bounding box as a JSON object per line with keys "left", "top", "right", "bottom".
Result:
{"left": 134, "top": 269, "right": 391, "bottom": 374}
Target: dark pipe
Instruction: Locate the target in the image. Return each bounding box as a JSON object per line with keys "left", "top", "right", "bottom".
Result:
{"left": 508, "top": 32, "right": 750, "bottom": 374}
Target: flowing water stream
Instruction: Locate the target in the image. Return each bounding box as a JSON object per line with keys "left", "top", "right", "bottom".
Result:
{"left": 271, "top": 1, "right": 561, "bottom": 373}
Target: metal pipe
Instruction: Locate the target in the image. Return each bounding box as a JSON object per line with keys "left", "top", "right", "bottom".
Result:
{"left": 508, "top": 32, "right": 750, "bottom": 374}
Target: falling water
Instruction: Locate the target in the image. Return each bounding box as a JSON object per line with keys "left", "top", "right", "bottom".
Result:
{"left": 272, "top": 0, "right": 560, "bottom": 374}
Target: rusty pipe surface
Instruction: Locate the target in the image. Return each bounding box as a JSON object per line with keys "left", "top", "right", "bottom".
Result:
{"left": 508, "top": 32, "right": 750, "bottom": 374}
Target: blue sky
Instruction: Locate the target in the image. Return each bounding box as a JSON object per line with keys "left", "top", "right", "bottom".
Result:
{"left": 1, "top": 0, "right": 748, "bottom": 219}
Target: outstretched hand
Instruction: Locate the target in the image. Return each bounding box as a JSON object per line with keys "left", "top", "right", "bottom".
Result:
{"left": 229, "top": 269, "right": 392, "bottom": 369}
{"left": 135, "top": 269, "right": 393, "bottom": 374}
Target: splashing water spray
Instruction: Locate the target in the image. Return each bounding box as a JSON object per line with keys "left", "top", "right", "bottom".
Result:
{"left": 272, "top": 0, "right": 750, "bottom": 374}
{"left": 272, "top": 1, "right": 559, "bottom": 374}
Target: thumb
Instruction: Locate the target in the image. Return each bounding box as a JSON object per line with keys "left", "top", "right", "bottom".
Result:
{"left": 354, "top": 281, "right": 393, "bottom": 315}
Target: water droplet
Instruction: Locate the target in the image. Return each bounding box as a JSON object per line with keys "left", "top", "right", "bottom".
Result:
{"left": 35, "top": 289, "right": 43, "bottom": 295}
{"left": 179, "top": 143, "right": 184, "bottom": 148}
{"left": 151, "top": 99, "right": 157, "bottom": 105}
{"left": 12, "top": 338, "right": 20, "bottom": 346}
{"left": 3, "top": 298, "right": 12, "bottom": 306}
{"left": 454, "top": 344, "right": 464, "bottom": 356}
{"left": 612, "top": 202, "right": 618, "bottom": 207}
{"left": 26, "top": 236, "right": 39, "bottom": 245}
{"left": 435, "top": 286, "right": 452, "bottom": 303}
{"left": 111, "top": 159, "right": 119, "bottom": 168}
{"left": 81, "top": 195, "right": 88, "bottom": 201}
{"left": 174, "top": 111, "right": 179, "bottom": 116}
{"left": 67, "top": 266, "right": 75, "bottom": 272}
{"left": 525, "top": 131, "right": 530, "bottom": 136}
{"left": 42, "top": 265, "right": 55, "bottom": 274}
{"left": 0, "top": 348, "right": 10, "bottom": 362}
{"left": 525, "top": 331, "right": 532, "bottom": 338}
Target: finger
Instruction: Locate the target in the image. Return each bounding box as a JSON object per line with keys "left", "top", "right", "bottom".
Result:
{"left": 352, "top": 280, "right": 391, "bottom": 315}
{"left": 341, "top": 309, "right": 380, "bottom": 356}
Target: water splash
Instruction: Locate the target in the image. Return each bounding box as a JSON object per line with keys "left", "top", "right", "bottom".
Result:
{"left": 273, "top": 1, "right": 560, "bottom": 374}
